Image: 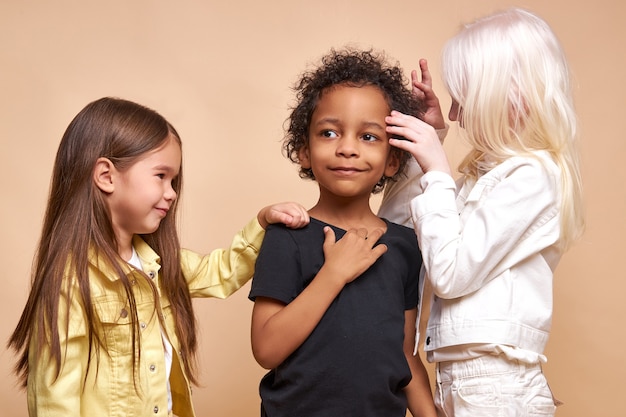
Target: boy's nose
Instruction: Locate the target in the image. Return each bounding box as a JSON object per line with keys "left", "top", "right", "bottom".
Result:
{"left": 336, "top": 136, "right": 359, "bottom": 157}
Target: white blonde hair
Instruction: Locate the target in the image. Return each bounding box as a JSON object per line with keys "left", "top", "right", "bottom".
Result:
{"left": 442, "top": 7, "right": 584, "bottom": 250}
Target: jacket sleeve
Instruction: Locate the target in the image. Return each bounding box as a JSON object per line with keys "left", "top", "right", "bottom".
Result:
{"left": 412, "top": 156, "right": 561, "bottom": 299}
{"left": 28, "top": 277, "right": 88, "bottom": 416}
{"left": 378, "top": 158, "right": 426, "bottom": 227}
{"left": 181, "top": 217, "right": 265, "bottom": 299}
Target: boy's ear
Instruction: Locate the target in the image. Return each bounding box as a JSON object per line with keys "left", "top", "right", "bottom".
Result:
{"left": 384, "top": 152, "right": 401, "bottom": 178}
{"left": 298, "top": 146, "right": 311, "bottom": 169}
{"left": 93, "top": 157, "right": 115, "bottom": 194}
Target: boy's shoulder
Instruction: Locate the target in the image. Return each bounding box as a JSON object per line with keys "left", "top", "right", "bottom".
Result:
{"left": 265, "top": 217, "right": 417, "bottom": 245}
{"left": 382, "top": 218, "right": 416, "bottom": 237}
{"left": 381, "top": 218, "right": 420, "bottom": 251}
{"left": 266, "top": 218, "right": 327, "bottom": 236}
{"left": 263, "top": 219, "right": 327, "bottom": 249}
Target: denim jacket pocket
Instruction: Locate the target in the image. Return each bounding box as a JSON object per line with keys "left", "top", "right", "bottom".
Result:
{"left": 94, "top": 295, "right": 134, "bottom": 355}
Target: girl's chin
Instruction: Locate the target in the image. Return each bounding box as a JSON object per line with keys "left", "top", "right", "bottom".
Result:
{"left": 140, "top": 222, "right": 162, "bottom": 235}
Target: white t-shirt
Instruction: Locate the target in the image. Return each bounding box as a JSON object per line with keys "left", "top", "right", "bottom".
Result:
{"left": 128, "top": 247, "right": 174, "bottom": 412}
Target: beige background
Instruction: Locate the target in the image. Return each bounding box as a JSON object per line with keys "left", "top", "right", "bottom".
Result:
{"left": 1, "top": 1, "right": 624, "bottom": 416}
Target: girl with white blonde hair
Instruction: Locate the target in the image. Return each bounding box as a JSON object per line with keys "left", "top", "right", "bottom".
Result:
{"left": 380, "top": 7, "right": 584, "bottom": 416}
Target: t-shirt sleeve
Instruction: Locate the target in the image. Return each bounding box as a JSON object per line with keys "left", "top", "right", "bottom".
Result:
{"left": 249, "top": 224, "right": 301, "bottom": 305}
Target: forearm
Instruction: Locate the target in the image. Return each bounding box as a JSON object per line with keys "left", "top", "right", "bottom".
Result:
{"left": 405, "top": 356, "right": 437, "bottom": 417}
{"left": 403, "top": 309, "right": 436, "bottom": 417}
{"left": 379, "top": 158, "right": 425, "bottom": 227}
{"left": 182, "top": 217, "right": 265, "bottom": 298}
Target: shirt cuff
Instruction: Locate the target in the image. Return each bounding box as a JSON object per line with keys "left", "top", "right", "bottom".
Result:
{"left": 436, "top": 123, "right": 450, "bottom": 143}
{"left": 412, "top": 171, "right": 457, "bottom": 221}
{"left": 419, "top": 170, "right": 456, "bottom": 192}
{"left": 241, "top": 217, "right": 266, "bottom": 252}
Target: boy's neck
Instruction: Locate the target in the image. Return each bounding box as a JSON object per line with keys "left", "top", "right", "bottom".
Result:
{"left": 308, "top": 197, "right": 385, "bottom": 231}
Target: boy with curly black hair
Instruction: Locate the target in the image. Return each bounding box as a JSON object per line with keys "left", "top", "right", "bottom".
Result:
{"left": 248, "top": 48, "right": 439, "bottom": 417}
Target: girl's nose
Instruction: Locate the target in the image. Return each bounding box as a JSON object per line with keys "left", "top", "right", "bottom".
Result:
{"left": 449, "top": 99, "right": 463, "bottom": 124}
{"left": 448, "top": 101, "right": 459, "bottom": 121}
{"left": 164, "top": 183, "right": 177, "bottom": 201}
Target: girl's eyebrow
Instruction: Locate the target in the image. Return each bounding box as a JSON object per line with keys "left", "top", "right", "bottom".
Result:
{"left": 153, "top": 164, "right": 179, "bottom": 174}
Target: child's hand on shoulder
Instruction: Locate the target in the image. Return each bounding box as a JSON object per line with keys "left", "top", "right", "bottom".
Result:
{"left": 258, "top": 202, "right": 310, "bottom": 230}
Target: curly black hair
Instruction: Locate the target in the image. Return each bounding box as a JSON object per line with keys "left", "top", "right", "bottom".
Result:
{"left": 283, "top": 48, "right": 426, "bottom": 193}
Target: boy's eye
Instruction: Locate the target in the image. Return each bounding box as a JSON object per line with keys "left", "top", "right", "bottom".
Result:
{"left": 321, "top": 130, "right": 338, "bottom": 138}
{"left": 156, "top": 173, "right": 165, "bottom": 179}
{"left": 362, "top": 133, "right": 378, "bottom": 142}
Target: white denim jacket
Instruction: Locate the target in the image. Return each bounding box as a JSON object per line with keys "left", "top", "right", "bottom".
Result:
{"left": 379, "top": 151, "right": 562, "bottom": 363}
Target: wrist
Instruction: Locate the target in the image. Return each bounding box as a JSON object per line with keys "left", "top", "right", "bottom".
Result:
{"left": 257, "top": 207, "right": 269, "bottom": 229}
{"left": 316, "top": 264, "right": 350, "bottom": 290}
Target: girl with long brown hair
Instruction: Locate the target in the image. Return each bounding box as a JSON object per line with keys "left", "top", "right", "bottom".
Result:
{"left": 8, "top": 97, "right": 308, "bottom": 417}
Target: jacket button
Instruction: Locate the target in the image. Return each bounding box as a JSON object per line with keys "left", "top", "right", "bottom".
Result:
{"left": 153, "top": 406, "right": 159, "bottom": 413}
{"left": 149, "top": 364, "right": 156, "bottom": 372}
{"left": 120, "top": 309, "right": 128, "bottom": 319}
{"left": 148, "top": 271, "right": 156, "bottom": 279}
{"left": 140, "top": 322, "right": 147, "bottom": 330}
{"left": 426, "top": 336, "right": 431, "bottom": 345}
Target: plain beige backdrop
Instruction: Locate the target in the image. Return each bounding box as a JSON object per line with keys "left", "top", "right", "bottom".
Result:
{"left": 1, "top": 1, "right": 624, "bottom": 416}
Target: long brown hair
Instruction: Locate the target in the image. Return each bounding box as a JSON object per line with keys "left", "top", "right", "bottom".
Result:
{"left": 8, "top": 97, "right": 199, "bottom": 387}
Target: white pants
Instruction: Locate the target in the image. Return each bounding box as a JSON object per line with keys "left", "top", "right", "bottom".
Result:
{"left": 435, "top": 355, "right": 559, "bottom": 417}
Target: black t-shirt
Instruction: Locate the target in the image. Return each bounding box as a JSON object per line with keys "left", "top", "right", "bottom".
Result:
{"left": 249, "top": 218, "right": 422, "bottom": 417}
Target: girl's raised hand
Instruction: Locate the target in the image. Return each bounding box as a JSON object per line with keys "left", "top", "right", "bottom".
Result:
{"left": 258, "top": 202, "right": 310, "bottom": 229}
{"left": 386, "top": 110, "right": 451, "bottom": 176}
{"left": 411, "top": 59, "right": 445, "bottom": 131}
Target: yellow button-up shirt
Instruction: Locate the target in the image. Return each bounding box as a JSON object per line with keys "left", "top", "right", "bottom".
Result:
{"left": 27, "top": 218, "right": 265, "bottom": 417}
